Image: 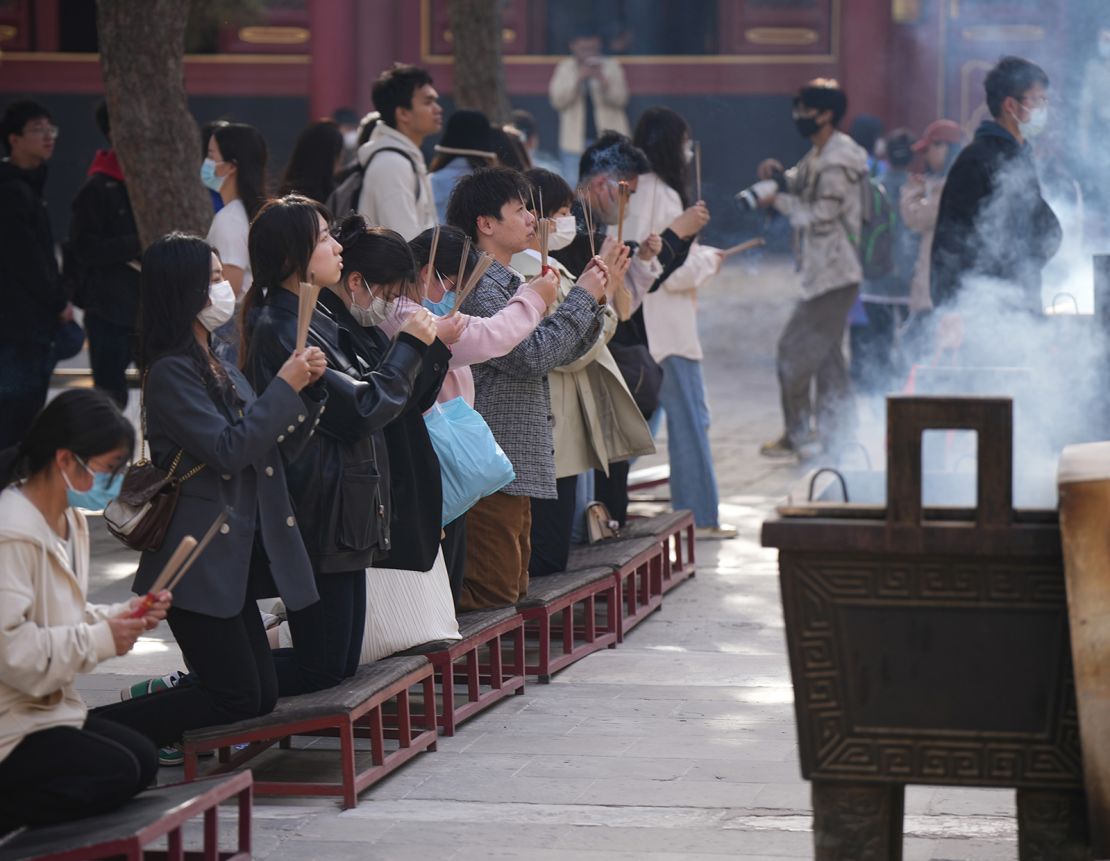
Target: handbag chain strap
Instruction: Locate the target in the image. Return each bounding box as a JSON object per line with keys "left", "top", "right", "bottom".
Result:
{"left": 138, "top": 371, "right": 205, "bottom": 485}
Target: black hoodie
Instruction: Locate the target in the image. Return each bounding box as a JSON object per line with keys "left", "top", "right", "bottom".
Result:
{"left": 0, "top": 158, "right": 63, "bottom": 344}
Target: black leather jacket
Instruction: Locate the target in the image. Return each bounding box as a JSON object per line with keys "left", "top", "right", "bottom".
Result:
{"left": 244, "top": 287, "right": 426, "bottom": 573}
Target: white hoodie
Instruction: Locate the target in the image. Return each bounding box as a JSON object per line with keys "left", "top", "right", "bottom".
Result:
{"left": 0, "top": 487, "right": 129, "bottom": 763}
{"left": 355, "top": 123, "right": 437, "bottom": 241}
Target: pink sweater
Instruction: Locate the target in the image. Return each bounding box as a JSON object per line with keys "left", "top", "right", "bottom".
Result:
{"left": 378, "top": 285, "right": 547, "bottom": 405}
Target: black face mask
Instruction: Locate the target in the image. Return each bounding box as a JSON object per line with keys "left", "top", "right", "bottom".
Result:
{"left": 794, "top": 115, "right": 821, "bottom": 139}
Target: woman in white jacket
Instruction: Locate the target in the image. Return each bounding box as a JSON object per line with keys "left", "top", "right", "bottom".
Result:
{"left": 624, "top": 107, "right": 735, "bottom": 540}
{"left": 0, "top": 389, "right": 170, "bottom": 833}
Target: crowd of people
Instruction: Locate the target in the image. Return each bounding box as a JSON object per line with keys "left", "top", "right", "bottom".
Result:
{"left": 0, "top": 51, "right": 740, "bottom": 833}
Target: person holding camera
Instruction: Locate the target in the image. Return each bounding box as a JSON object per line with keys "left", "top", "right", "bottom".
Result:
{"left": 751, "top": 79, "right": 869, "bottom": 460}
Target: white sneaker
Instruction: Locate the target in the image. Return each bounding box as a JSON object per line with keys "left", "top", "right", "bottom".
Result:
{"left": 695, "top": 524, "right": 738, "bottom": 540}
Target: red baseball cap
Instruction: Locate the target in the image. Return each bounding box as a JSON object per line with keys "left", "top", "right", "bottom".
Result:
{"left": 913, "top": 119, "right": 963, "bottom": 152}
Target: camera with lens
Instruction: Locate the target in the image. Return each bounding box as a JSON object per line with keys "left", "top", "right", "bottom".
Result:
{"left": 735, "top": 170, "right": 787, "bottom": 212}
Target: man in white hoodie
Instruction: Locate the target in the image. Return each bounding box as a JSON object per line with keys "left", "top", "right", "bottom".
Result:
{"left": 356, "top": 64, "right": 442, "bottom": 240}
{"left": 755, "top": 79, "right": 869, "bottom": 459}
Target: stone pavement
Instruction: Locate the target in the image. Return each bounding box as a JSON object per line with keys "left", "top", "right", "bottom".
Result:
{"left": 75, "top": 256, "right": 1021, "bottom": 859}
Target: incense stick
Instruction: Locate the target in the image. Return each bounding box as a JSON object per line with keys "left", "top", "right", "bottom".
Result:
{"left": 578, "top": 193, "right": 596, "bottom": 258}
{"left": 538, "top": 218, "right": 550, "bottom": 271}
{"left": 128, "top": 534, "right": 198, "bottom": 618}
{"left": 694, "top": 140, "right": 702, "bottom": 202}
{"left": 295, "top": 272, "right": 321, "bottom": 352}
{"left": 423, "top": 225, "right": 441, "bottom": 299}
{"left": 167, "top": 510, "right": 229, "bottom": 592}
{"left": 720, "top": 237, "right": 766, "bottom": 259}
{"left": 454, "top": 235, "right": 471, "bottom": 304}
{"left": 448, "top": 253, "right": 493, "bottom": 317}
{"left": 616, "top": 180, "right": 629, "bottom": 246}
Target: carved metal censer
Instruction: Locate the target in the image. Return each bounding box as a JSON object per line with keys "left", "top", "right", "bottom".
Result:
{"left": 762, "top": 396, "right": 1088, "bottom": 860}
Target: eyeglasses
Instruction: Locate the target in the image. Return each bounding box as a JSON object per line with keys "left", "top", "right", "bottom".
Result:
{"left": 1021, "top": 97, "right": 1049, "bottom": 110}
{"left": 23, "top": 124, "right": 59, "bottom": 139}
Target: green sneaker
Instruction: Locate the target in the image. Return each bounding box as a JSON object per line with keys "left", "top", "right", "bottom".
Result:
{"left": 158, "top": 743, "right": 185, "bottom": 768}
{"left": 120, "top": 670, "right": 185, "bottom": 702}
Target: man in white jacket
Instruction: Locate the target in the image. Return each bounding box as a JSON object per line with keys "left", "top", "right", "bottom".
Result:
{"left": 755, "top": 79, "right": 869, "bottom": 459}
{"left": 357, "top": 64, "right": 442, "bottom": 241}
{"left": 548, "top": 33, "right": 630, "bottom": 183}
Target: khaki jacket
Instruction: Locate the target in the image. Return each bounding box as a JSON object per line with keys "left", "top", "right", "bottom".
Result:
{"left": 774, "top": 130, "right": 869, "bottom": 299}
{"left": 548, "top": 57, "right": 630, "bottom": 155}
{"left": 0, "top": 488, "right": 128, "bottom": 764}
{"left": 512, "top": 251, "right": 655, "bottom": 477}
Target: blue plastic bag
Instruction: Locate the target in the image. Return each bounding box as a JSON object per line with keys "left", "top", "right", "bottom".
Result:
{"left": 424, "top": 397, "right": 515, "bottom": 526}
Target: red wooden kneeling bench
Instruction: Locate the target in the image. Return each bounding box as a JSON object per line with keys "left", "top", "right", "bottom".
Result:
{"left": 517, "top": 566, "right": 619, "bottom": 682}
{"left": 397, "top": 607, "right": 526, "bottom": 736}
{"left": 182, "top": 655, "right": 437, "bottom": 809}
{"left": 0, "top": 772, "right": 252, "bottom": 861}
{"left": 565, "top": 536, "right": 664, "bottom": 641}
{"left": 619, "top": 510, "right": 696, "bottom": 594}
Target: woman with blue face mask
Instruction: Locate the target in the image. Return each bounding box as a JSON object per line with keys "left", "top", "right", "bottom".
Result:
{"left": 0, "top": 388, "right": 171, "bottom": 833}
{"left": 91, "top": 232, "right": 327, "bottom": 765}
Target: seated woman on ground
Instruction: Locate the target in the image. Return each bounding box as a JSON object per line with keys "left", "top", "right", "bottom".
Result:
{"left": 0, "top": 389, "right": 170, "bottom": 833}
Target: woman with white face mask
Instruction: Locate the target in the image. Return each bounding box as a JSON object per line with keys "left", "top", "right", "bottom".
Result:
{"left": 511, "top": 168, "right": 654, "bottom": 577}
{"left": 242, "top": 199, "right": 436, "bottom": 696}
{"left": 97, "top": 232, "right": 326, "bottom": 765}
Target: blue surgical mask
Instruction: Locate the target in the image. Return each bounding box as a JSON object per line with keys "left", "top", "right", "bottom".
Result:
{"left": 200, "top": 158, "right": 225, "bottom": 193}
{"left": 62, "top": 456, "right": 123, "bottom": 511}
{"left": 422, "top": 273, "right": 456, "bottom": 315}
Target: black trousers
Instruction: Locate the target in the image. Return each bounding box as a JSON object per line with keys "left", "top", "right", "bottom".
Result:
{"left": 528, "top": 475, "right": 579, "bottom": 578}
{"left": 594, "top": 460, "right": 632, "bottom": 527}
{"left": 85, "top": 313, "right": 135, "bottom": 409}
{"left": 442, "top": 515, "right": 467, "bottom": 609}
{"left": 0, "top": 716, "right": 157, "bottom": 833}
{"left": 273, "top": 569, "right": 365, "bottom": 696}
{"left": 0, "top": 340, "right": 53, "bottom": 450}
{"left": 93, "top": 596, "right": 277, "bottom": 744}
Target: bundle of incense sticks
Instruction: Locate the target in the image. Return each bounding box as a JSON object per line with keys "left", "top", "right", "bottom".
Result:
{"left": 423, "top": 225, "right": 441, "bottom": 299}
{"left": 537, "top": 217, "right": 551, "bottom": 271}
{"left": 720, "top": 237, "right": 766, "bottom": 259}
{"left": 578, "top": 193, "right": 596, "bottom": 258}
{"left": 694, "top": 140, "right": 703, "bottom": 202}
{"left": 455, "top": 235, "right": 472, "bottom": 298}
{"left": 128, "top": 510, "right": 231, "bottom": 617}
{"left": 295, "top": 273, "right": 321, "bottom": 353}
{"left": 446, "top": 251, "right": 492, "bottom": 317}
{"left": 616, "top": 180, "right": 630, "bottom": 245}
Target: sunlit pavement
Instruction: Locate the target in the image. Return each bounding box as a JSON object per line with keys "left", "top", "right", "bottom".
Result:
{"left": 77, "top": 256, "right": 1018, "bottom": 859}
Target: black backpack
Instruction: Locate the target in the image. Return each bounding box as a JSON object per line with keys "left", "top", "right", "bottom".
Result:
{"left": 326, "top": 146, "right": 422, "bottom": 217}
{"left": 842, "top": 171, "right": 897, "bottom": 280}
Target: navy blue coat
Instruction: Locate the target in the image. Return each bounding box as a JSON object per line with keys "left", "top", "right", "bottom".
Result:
{"left": 133, "top": 354, "right": 323, "bottom": 617}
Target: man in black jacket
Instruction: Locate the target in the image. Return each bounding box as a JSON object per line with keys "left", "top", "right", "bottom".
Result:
{"left": 930, "top": 56, "right": 1062, "bottom": 322}
{"left": 69, "top": 102, "right": 141, "bottom": 408}
{"left": 0, "top": 100, "right": 65, "bottom": 448}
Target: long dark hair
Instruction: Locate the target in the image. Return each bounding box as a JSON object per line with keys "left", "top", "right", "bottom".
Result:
{"left": 410, "top": 225, "right": 478, "bottom": 276}
{"left": 0, "top": 389, "right": 134, "bottom": 489}
{"left": 212, "top": 123, "right": 268, "bottom": 221}
{"left": 279, "top": 120, "right": 344, "bottom": 204}
{"left": 524, "top": 168, "right": 573, "bottom": 218}
{"left": 241, "top": 194, "right": 332, "bottom": 361}
{"left": 139, "top": 232, "right": 243, "bottom": 413}
{"left": 333, "top": 214, "right": 421, "bottom": 303}
{"left": 633, "top": 107, "right": 691, "bottom": 208}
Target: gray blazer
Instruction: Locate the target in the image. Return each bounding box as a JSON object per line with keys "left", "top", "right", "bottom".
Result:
{"left": 461, "top": 259, "right": 603, "bottom": 499}
{"left": 133, "top": 354, "right": 322, "bottom": 618}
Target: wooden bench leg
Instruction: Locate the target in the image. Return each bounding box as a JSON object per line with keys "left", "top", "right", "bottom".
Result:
{"left": 168, "top": 826, "right": 183, "bottom": 861}
{"left": 203, "top": 805, "right": 217, "bottom": 861}
{"left": 812, "top": 781, "right": 904, "bottom": 861}
{"left": 440, "top": 659, "right": 457, "bottom": 736}
{"left": 1016, "top": 788, "right": 1090, "bottom": 860}
{"left": 340, "top": 716, "right": 358, "bottom": 809}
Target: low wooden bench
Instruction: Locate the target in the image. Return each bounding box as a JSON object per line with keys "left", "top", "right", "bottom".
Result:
{"left": 517, "top": 566, "right": 619, "bottom": 682}
{"left": 566, "top": 535, "right": 664, "bottom": 641}
{"left": 398, "top": 607, "right": 525, "bottom": 736}
{"left": 620, "top": 510, "right": 696, "bottom": 593}
{"left": 0, "top": 772, "right": 252, "bottom": 861}
{"left": 182, "top": 656, "right": 436, "bottom": 809}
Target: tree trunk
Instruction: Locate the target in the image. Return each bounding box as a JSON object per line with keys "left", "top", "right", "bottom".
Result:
{"left": 448, "top": 0, "right": 511, "bottom": 124}
{"left": 97, "top": 0, "right": 211, "bottom": 248}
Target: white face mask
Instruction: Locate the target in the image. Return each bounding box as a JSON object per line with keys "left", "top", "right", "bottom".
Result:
{"left": 348, "top": 280, "right": 391, "bottom": 327}
{"left": 547, "top": 215, "right": 578, "bottom": 251}
{"left": 343, "top": 129, "right": 358, "bottom": 150}
{"left": 1015, "top": 105, "right": 1048, "bottom": 139}
{"left": 683, "top": 144, "right": 695, "bottom": 165}
{"left": 197, "top": 279, "right": 235, "bottom": 332}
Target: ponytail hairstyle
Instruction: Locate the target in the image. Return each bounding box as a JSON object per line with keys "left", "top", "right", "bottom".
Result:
{"left": 333, "top": 213, "right": 421, "bottom": 304}
{"left": 212, "top": 123, "right": 269, "bottom": 221}
{"left": 410, "top": 224, "right": 478, "bottom": 281}
{"left": 0, "top": 389, "right": 134, "bottom": 490}
{"left": 241, "top": 194, "right": 331, "bottom": 362}
{"left": 139, "top": 232, "right": 244, "bottom": 414}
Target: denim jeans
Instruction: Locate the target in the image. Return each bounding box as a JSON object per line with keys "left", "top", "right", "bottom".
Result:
{"left": 0, "top": 339, "right": 54, "bottom": 449}
{"left": 658, "top": 355, "right": 720, "bottom": 528}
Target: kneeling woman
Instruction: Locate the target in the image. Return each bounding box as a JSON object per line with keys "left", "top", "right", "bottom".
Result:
{"left": 0, "top": 390, "right": 169, "bottom": 833}
{"left": 96, "top": 233, "right": 325, "bottom": 742}
{"left": 242, "top": 196, "right": 437, "bottom": 694}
